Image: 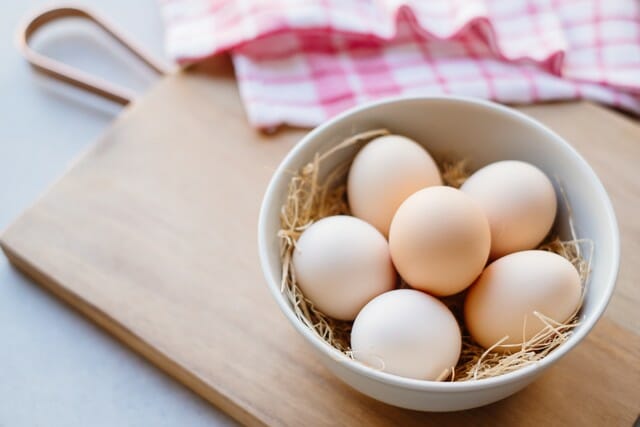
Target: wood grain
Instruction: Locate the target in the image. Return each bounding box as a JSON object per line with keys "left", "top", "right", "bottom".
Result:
{"left": 1, "top": 57, "right": 639, "bottom": 426}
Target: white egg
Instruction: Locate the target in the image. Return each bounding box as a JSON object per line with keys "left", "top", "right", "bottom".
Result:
{"left": 351, "top": 289, "right": 461, "bottom": 380}
{"left": 461, "top": 160, "right": 557, "bottom": 259}
{"left": 464, "top": 250, "right": 582, "bottom": 352}
{"left": 293, "top": 215, "right": 396, "bottom": 320}
{"left": 347, "top": 135, "right": 442, "bottom": 236}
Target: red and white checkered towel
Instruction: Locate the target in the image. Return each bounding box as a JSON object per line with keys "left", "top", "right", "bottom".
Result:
{"left": 161, "top": 0, "right": 640, "bottom": 129}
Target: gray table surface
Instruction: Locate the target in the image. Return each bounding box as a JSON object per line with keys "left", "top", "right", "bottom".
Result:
{"left": 0, "top": 1, "right": 237, "bottom": 425}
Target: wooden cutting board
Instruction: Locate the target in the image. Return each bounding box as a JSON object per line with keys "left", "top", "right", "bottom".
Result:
{"left": 2, "top": 57, "right": 639, "bottom": 426}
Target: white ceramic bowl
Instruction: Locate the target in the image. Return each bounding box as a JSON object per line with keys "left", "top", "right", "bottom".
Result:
{"left": 258, "top": 96, "right": 619, "bottom": 411}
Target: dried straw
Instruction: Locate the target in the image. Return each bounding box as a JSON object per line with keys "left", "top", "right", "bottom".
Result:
{"left": 277, "top": 129, "right": 592, "bottom": 382}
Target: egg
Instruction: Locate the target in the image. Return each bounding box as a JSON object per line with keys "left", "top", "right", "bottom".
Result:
{"left": 347, "top": 135, "right": 442, "bottom": 236}
{"left": 388, "top": 186, "right": 491, "bottom": 296}
{"left": 460, "top": 160, "right": 557, "bottom": 259}
{"left": 464, "top": 250, "right": 582, "bottom": 352}
{"left": 351, "top": 289, "right": 461, "bottom": 380}
{"left": 292, "top": 215, "right": 396, "bottom": 320}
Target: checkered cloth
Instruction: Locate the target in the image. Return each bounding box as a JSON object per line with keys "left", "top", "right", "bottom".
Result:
{"left": 161, "top": 0, "right": 640, "bottom": 129}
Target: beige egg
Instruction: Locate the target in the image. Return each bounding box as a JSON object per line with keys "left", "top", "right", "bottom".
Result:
{"left": 351, "top": 289, "right": 461, "bottom": 381}
{"left": 389, "top": 186, "right": 491, "bottom": 296}
{"left": 347, "top": 135, "right": 442, "bottom": 236}
{"left": 461, "top": 160, "right": 557, "bottom": 259}
{"left": 464, "top": 250, "right": 582, "bottom": 352}
{"left": 292, "top": 215, "right": 396, "bottom": 320}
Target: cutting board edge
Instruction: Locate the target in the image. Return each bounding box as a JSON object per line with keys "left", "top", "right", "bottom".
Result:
{"left": 0, "top": 239, "right": 269, "bottom": 427}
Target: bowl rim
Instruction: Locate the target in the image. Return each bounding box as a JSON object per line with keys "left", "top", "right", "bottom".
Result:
{"left": 257, "top": 95, "right": 620, "bottom": 392}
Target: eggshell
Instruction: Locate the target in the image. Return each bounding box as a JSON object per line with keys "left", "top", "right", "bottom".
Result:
{"left": 388, "top": 186, "right": 491, "bottom": 296}
{"left": 351, "top": 289, "right": 461, "bottom": 381}
{"left": 464, "top": 250, "right": 582, "bottom": 352}
{"left": 347, "top": 135, "right": 442, "bottom": 236}
{"left": 292, "top": 215, "right": 396, "bottom": 320}
{"left": 461, "top": 160, "right": 557, "bottom": 259}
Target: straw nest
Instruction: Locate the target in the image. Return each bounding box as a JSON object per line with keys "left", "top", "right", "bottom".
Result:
{"left": 277, "top": 129, "right": 592, "bottom": 382}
